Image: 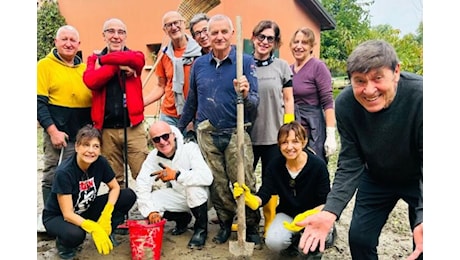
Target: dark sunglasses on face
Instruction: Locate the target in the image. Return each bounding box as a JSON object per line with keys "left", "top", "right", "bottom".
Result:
{"left": 256, "top": 34, "right": 275, "bottom": 43}
{"left": 151, "top": 132, "right": 171, "bottom": 143}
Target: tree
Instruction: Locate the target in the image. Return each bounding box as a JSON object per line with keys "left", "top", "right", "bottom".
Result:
{"left": 319, "top": 0, "right": 423, "bottom": 76}
{"left": 368, "top": 25, "right": 423, "bottom": 75}
{"left": 37, "top": 1, "right": 66, "bottom": 61}
{"left": 319, "top": 0, "right": 374, "bottom": 76}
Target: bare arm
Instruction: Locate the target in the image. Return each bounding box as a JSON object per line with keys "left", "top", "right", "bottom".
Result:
{"left": 58, "top": 194, "right": 86, "bottom": 226}
{"left": 144, "top": 76, "right": 166, "bottom": 107}
{"left": 105, "top": 178, "right": 121, "bottom": 206}
{"left": 324, "top": 108, "right": 336, "bottom": 128}
{"left": 282, "top": 86, "right": 295, "bottom": 115}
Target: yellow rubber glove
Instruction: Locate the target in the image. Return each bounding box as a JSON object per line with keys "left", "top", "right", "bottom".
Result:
{"left": 233, "top": 182, "right": 259, "bottom": 210}
{"left": 81, "top": 219, "right": 113, "bottom": 255}
{"left": 283, "top": 208, "right": 320, "bottom": 232}
{"left": 283, "top": 113, "right": 295, "bottom": 124}
{"left": 97, "top": 203, "right": 114, "bottom": 235}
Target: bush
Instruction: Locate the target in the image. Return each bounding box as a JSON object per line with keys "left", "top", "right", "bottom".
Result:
{"left": 37, "top": 1, "right": 66, "bottom": 61}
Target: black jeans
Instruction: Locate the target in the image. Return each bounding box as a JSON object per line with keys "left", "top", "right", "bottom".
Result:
{"left": 43, "top": 188, "right": 136, "bottom": 248}
{"left": 349, "top": 173, "right": 422, "bottom": 260}
{"left": 252, "top": 144, "right": 281, "bottom": 178}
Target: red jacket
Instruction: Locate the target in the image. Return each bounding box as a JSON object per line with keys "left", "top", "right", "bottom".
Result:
{"left": 83, "top": 50, "right": 145, "bottom": 129}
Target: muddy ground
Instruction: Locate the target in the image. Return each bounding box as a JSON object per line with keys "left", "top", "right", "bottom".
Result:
{"left": 36, "top": 126, "right": 414, "bottom": 259}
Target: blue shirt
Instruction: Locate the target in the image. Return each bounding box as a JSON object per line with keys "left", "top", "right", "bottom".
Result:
{"left": 178, "top": 46, "right": 259, "bottom": 130}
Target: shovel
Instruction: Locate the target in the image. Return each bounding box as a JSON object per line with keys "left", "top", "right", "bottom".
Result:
{"left": 229, "top": 15, "right": 254, "bottom": 258}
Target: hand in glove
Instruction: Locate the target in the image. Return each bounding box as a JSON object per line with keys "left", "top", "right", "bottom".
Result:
{"left": 97, "top": 203, "right": 114, "bottom": 235}
{"left": 324, "top": 127, "right": 337, "bottom": 157}
{"left": 232, "top": 182, "right": 260, "bottom": 210}
{"left": 283, "top": 113, "right": 295, "bottom": 124}
{"left": 81, "top": 219, "right": 113, "bottom": 255}
{"left": 283, "top": 208, "right": 320, "bottom": 232}
{"left": 150, "top": 163, "right": 178, "bottom": 182}
{"left": 148, "top": 211, "right": 162, "bottom": 224}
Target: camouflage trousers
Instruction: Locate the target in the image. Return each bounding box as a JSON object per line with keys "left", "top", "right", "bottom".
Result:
{"left": 196, "top": 120, "right": 261, "bottom": 226}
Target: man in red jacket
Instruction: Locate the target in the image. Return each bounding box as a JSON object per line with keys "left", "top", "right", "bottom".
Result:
{"left": 83, "top": 18, "right": 149, "bottom": 187}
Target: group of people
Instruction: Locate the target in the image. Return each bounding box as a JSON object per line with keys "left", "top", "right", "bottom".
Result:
{"left": 37, "top": 10, "right": 423, "bottom": 260}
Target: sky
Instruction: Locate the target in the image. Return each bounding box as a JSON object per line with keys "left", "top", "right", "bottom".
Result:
{"left": 368, "top": 0, "right": 423, "bottom": 35}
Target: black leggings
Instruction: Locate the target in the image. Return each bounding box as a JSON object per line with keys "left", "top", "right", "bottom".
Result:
{"left": 43, "top": 188, "right": 136, "bottom": 248}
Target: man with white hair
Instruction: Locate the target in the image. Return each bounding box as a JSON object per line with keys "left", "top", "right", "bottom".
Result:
{"left": 37, "top": 25, "right": 92, "bottom": 206}
{"left": 178, "top": 14, "right": 262, "bottom": 248}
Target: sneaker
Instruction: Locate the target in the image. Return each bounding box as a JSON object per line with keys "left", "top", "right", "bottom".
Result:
{"left": 299, "top": 250, "right": 323, "bottom": 260}
{"left": 280, "top": 244, "right": 299, "bottom": 257}
{"left": 114, "top": 223, "right": 129, "bottom": 235}
{"left": 109, "top": 234, "right": 120, "bottom": 247}
{"left": 55, "top": 239, "right": 77, "bottom": 260}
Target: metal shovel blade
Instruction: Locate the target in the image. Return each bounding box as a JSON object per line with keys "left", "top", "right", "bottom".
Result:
{"left": 229, "top": 240, "right": 254, "bottom": 258}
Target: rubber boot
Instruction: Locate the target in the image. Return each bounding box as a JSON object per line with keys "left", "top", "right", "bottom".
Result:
{"left": 212, "top": 219, "right": 233, "bottom": 244}
{"left": 163, "top": 211, "right": 192, "bottom": 235}
{"left": 263, "top": 195, "right": 278, "bottom": 237}
{"left": 188, "top": 203, "right": 208, "bottom": 249}
{"left": 42, "top": 186, "right": 52, "bottom": 206}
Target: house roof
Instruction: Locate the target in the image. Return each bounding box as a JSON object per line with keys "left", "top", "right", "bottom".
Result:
{"left": 295, "top": 0, "right": 336, "bottom": 31}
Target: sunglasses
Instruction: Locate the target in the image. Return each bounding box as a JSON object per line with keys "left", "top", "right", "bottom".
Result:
{"left": 151, "top": 132, "right": 171, "bottom": 143}
{"left": 256, "top": 34, "right": 275, "bottom": 43}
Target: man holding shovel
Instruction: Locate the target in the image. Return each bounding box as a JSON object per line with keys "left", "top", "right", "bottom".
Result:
{"left": 178, "top": 14, "right": 262, "bottom": 249}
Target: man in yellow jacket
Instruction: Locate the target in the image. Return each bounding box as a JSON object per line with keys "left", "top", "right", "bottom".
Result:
{"left": 37, "top": 25, "right": 92, "bottom": 206}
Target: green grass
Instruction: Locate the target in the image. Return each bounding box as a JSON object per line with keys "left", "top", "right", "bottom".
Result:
{"left": 332, "top": 76, "right": 350, "bottom": 99}
{"left": 332, "top": 76, "right": 350, "bottom": 88}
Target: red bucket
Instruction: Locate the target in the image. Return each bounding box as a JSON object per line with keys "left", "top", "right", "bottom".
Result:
{"left": 127, "top": 219, "right": 167, "bottom": 260}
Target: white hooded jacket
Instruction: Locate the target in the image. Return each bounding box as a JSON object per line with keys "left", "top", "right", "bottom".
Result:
{"left": 135, "top": 125, "right": 213, "bottom": 217}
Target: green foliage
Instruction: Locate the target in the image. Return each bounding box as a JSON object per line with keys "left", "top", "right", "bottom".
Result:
{"left": 320, "top": 0, "right": 373, "bottom": 75}
{"left": 37, "top": 1, "right": 66, "bottom": 61}
{"left": 319, "top": 0, "right": 423, "bottom": 76}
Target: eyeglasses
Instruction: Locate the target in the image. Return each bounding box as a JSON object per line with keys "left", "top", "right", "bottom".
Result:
{"left": 256, "top": 34, "right": 275, "bottom": 43}
{"left": 104, "top": 29, "right": 126, "bottom": 36}
{"left": 164, "top": 20, "right": 184, "bottom": 30}
{"left": 193, "top": 27, "right": 208, "bottom": 38}
{"left": 151, "top": 132, "right": 171, "bottom": 143}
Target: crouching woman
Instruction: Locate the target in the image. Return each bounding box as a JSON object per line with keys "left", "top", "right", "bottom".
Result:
{"left": 42, "top": 124, "right": 136, "bottom": 259}
{"left": 233, "top": 121, "right": 336, "bottom": 258}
